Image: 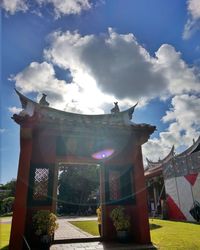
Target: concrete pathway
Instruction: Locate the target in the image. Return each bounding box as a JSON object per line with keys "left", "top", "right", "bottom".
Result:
{"left": 54, "top": 218, "right": 94, "bottom": 240}
{"left": 0, "top": 217, "right": 12, "bottom": 224}
{"left": 51, "top": 241, "right": 156, "bottom": 250}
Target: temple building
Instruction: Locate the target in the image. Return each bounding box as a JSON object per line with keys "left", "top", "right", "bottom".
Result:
{"left": 145, "top": 138, "right": 200, "bottom": 222}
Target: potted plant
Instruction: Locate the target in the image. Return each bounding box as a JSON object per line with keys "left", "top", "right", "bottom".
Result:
{"left": 110, "top": 206, "right": 130, "bottom": 242}
{"left": 33, "top": 210, "right": 58, "bottom": 249}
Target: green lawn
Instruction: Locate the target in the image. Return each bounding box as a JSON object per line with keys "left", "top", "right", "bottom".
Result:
{"left": 70, "top": 219, "right": 200, "bottom": 250}
{"left": 70, "top": 220, "right": 99, "bottom": 236}
{"left": 1, "top": 219, "right": 200, "bottom": 249}
{"left": 0, "top": 224, "right": 10, "bottom": 250}
{"left": 150, "top": 219, "right": 200, "bottom": 250}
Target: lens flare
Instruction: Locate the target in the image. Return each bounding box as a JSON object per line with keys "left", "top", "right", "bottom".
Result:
{"left": 92, "top": 148, "right": 114, "bottom": 160}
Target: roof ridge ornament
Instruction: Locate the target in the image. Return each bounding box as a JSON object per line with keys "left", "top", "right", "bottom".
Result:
{"left": 111, "top": 102, "right": 120, "bottom": 114}
{"left": 39, "top": 93, "right": 49, "bottom": 106}
{"left": 128, "top": 102, "right": 138, "bottom": 119}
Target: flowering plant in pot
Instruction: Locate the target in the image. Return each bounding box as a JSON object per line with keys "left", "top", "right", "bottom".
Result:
{"left": 33, "top": 210, "right": 58, "bottom": 249}
{"left": 110, "top": 206, "right": 130, "bottom": 242}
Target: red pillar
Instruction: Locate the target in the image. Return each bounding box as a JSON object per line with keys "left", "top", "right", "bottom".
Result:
{"left": 9, "top": 128, "right": 32, "bottom": 250}
{"left": 134, "top": 145, "right": 151, "bottom": 244}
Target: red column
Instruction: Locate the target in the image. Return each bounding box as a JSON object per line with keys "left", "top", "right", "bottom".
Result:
{"left": 134, "top": 145, "right": 151, "bottom": 244}
{"left": 9, "top": 128, "right": 32, "bottom": 250}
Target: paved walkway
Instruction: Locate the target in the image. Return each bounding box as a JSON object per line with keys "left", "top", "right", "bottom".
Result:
{"left": 54, "top": 218, "right": 94, "bottom": 240}
{"left": 51, "top": 241, "right": 156, "bottom": 250}
{"left": 0, "top": 217, "right": 12, "bottom": 224}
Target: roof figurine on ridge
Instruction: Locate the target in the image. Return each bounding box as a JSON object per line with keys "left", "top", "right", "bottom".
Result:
{"left": 111, "top": 102, "right": 120, "bottom": 114}
{"left": 39, "top": 93, "right": 49, "bottom": 106}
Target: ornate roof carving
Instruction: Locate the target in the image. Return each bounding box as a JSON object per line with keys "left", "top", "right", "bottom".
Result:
{"left": 11, "top": 90, "right": 156, "bottom": 148}
{"left": 176, "top": 136, "right": 200, "bottom": 157}
{"left": 146, "top": 145, "right": 175, "bottom": 169}
{"left": 145, "top": 137, "right": 200, "bottom": 179}
{"left": 145, "top": 146, "right": 175, "bottom": 178}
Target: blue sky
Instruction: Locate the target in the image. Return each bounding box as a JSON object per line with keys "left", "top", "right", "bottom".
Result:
{"left": 1, "top": 0, "right": 200, "bottom": 184}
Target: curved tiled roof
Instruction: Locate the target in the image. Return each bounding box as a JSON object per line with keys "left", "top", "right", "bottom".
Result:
{"left": 146, "top": 145, "right": 175, "bottom": 169}
{"left": 145, "top": 138, "right": 200, "bottom": 179}
{"left": 13, "top": 89, "right": 156, "bottom": 133}
{"left": 176, "top": 136, "right": 200, "bottom": 157}
{"left": 144, "top": 146, "right": 175, "bottom": 179}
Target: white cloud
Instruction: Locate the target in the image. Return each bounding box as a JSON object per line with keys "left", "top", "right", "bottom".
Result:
{"left": 155, "top": 44, "right": 200, "bottom": 95}
{"left": 8, "top": 106, "right": 22, "bottom": 114}
{"left": 1, "top": 0, "right": 28, "bottom": 14}
{"left": 183, "top": 0, "right": 200, "bottom": 39}
{"left": 187, "top": 0, "right": 200, "bottom": 20}
{"left": 11, "top": 29, "right": 200, "bottom": 164}
{"left": 143, "top": 94, "right": 200, "bottom": 162}
{"left": 12, "top": 61, "right": 113, "bottom": 114}
{"left": 0, "top": 128, "right": 6, "bottom": 133}
{"left": 36, "top": 0, "right": 91, "bottom": 18}
{"left": 44, "top": 29, "right": 200, "bottom": 101}
{"left": 1, "top": 0, "right": 92, "bottom": 17}
{"left": 44, "top": 29, "right": 167, "bottom": 102}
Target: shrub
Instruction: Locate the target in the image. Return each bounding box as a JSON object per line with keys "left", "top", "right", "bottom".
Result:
{"left": 110, "top": 206, "right": 130, "bottom": 231}
{"left": 33, "top": 210, "right": 58, "bottom": 236}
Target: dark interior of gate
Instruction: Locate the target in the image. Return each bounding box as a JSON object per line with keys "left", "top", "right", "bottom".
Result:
{"left": 9, "top": 90, "right": 156, "bottom": 250}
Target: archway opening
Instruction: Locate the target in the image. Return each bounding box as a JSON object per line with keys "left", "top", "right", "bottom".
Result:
{"left": 54, "top": 162, "right": 101, "bottom": 241}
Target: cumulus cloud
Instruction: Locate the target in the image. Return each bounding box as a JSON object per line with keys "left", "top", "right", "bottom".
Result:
{"left": 155, "top": 44, "right": 200, "bottom": 95}
{"left": 44, "top": 29, "right": 200, "bottom": 102}
{"left": 1, "top": 0, "right": 28, "bottom": 15}
{"left": 143, "top": 94, "right": 200, "bottom": 162}
{"left": 44, "top": 29, "right": 167, "bottom": 102}
{"left": 1, "top": 0, "right": 92, "bottom": 17}
{"left": 36, "top": 0, "right": 91, "bottom": 17}
{"left": 183, "top": 0, "right": 200, "bottom": 39}
{"left": 11, "top": 29, "right": 200, "bottom": 163}
{"left": 8, "top": 106, "right": 22, "bottom": 114}
{"left": 187, "top": 0, "right": 200, "bottom": 20}
{"left": 12, "top": 61, "right": 113, "bottom": 114}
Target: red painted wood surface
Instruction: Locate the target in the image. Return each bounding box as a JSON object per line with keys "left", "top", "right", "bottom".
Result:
{"left": 9, "top": 129, "right": 33, "bottom": 250}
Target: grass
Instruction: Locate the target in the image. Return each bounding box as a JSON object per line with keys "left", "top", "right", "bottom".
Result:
{"left": 0, "top": 224, "right": 10, "bottom": 250}
{"left": 70, "top": 220, "right": 99, "bottom": 236}
{"left": 70, "top": 219, "right": 200, "bottom": 250}
{"left": 149, "top": 218, "right": 200, "bottom": 250}
{"left": 1, "top": 218, "right": 200, "bottom": 249}
{"left": 0, "top": 213, "right": 13, "bottom": 218}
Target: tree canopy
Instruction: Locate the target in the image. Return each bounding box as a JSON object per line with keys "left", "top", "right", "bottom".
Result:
{"left": 57, "top": 165, "right": 100, "bottom": 215}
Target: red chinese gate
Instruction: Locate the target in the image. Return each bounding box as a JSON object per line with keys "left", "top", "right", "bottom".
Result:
{"left": 9, "top": 90, "right": 155, "bottom": 249}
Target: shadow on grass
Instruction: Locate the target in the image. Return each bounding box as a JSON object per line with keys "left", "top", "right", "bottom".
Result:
{"left": 0, "top": 245, "right": 9, "bottom": 250}
{"left": 0, "top": 213, "right": 13, "bottom": 217}
{"left": 149, "top": 223, "right": 162, "bottom": 230}
{"left": 171, "top": 219, "right": 200, "bottom": 225}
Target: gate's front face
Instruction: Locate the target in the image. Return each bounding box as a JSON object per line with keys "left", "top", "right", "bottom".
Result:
{"left": 9, "top": 91, "right": 156, "bottom": 250}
